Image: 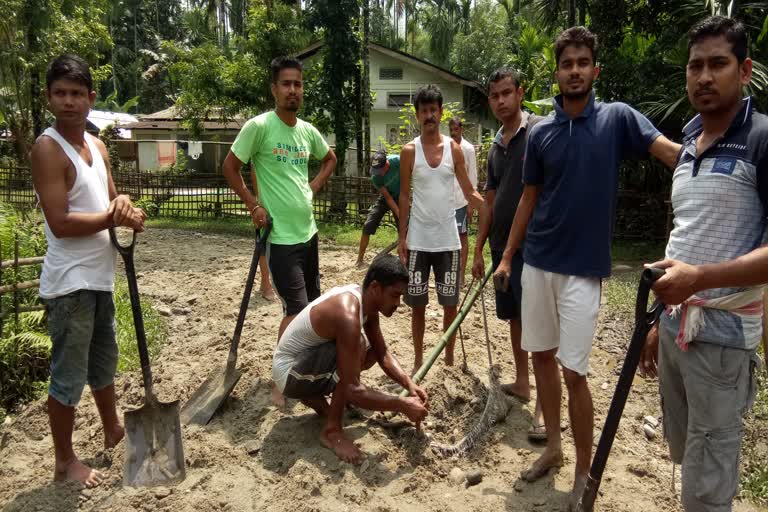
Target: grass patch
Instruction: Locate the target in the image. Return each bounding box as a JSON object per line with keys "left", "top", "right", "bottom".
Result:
{"left": 741, "top": 350, "right": 768, "bottom": 506}
{"left": 603, "top": 270, "right": 643, "bottom": 319}
{"left": 114, "top": 279, "right": 168, "bottom": 372}
{"left": 612, "top": 239, "right": 666, "bottom": 263}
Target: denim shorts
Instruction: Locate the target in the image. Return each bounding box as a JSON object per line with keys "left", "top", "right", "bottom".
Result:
{"left": 45, "top": 290, "right": 118, "bottom": 406}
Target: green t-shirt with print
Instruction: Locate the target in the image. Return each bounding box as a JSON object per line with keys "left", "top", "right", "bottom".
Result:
{"left": 371, "top": 155, "right": 401, "bottom": 199}
{"left": 231, "top": 111, "right": 329, "bottom": 245}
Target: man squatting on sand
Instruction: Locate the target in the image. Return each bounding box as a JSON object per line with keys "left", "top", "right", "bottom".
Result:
{"left": 272, "top": 255, "right": 429, "bottom": 463}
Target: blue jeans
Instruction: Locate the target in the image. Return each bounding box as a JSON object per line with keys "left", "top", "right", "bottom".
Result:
{"left": 45, "top": 290, "right": 118, "bottom": 406}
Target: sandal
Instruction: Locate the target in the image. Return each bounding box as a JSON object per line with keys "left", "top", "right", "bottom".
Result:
{"left": 527, "top": 422, "right": 547, "bottom": 442}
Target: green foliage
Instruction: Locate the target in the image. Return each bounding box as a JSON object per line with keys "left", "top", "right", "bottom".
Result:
{"left": 305, "top": 0, "right": 363, "bottom": 175}
{"left": 166, "top": 0, "right": 309, "bottom": 138}
{"left": 94, "top": 90, "right": 140, "bottom": 113}
{"left": 134, "top": 198, "right": 159, "bottom": 217}
{"left": 0, "top": 309, "right": 51, "bottom": 412}
{"left": 113, "top": 280, "right": 166, "bottom": 372}
{"left": 450, "top": 1, "right": 514, "bottom": 87}
{"left": 742, "top": 367, "right": 768, "bottom": 506}
{"left": 0, "top": 0, "right": 112, "bottom": 162}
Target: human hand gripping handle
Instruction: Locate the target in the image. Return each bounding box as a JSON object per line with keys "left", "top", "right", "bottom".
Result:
{"left": 250, "top": 204, "right": 269, "bottom": 229}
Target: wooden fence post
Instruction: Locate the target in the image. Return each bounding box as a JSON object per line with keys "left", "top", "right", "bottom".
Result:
{"left": 0, "top": 236, "right": 3, "bottom": 336}
{"left": 13, "top": 233, "right": 19, "bottom": 329}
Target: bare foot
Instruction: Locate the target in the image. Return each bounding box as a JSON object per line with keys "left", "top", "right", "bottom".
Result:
{"left": 104, "top": 424, "right": 125, "bottom": 449}
{"left": 271, "top": 383, "right": 286, "bottom": 408}
{"left": 355, "top": 260, "right": 367, "bottom": 270}
{"left": 444, "top": 354, "right": 454, "bottom": 366}
{"left": 261, "top": 287, "right": 277, "bottom": 301}
{"left": 410, "top": 364, "right": 422, "bottom": 378}
{"left": 569, "top": 473, "right": 588, "bottom": 511}
{"left": 500, "top": 382, "right": 531, "bottom": 402}
{"left": 520, "top": 449, "right": 564, "bottom": 482}
{"left": 320, "top": 428, "right": 363, "bottom": 464}
{"left": 54, "top": 458, "right": 105, "bottom": 488}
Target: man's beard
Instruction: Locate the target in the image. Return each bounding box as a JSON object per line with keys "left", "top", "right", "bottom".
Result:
{"left": 561, "top": 80, "right": 593, "bottom": 100}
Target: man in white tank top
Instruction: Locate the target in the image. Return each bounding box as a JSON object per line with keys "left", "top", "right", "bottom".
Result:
{"left": 271, "top": 255, "right": 428, "bottom": 464}
{"left": 31, "top": 55, "right": 146, "bottom": 488}
{"left": 397, "top": 85, "right": 488, "bottom": 374}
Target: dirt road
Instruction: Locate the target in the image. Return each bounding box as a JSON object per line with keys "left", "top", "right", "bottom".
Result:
{"left": 0, "top": 229, "right": 760, "bottom": 511}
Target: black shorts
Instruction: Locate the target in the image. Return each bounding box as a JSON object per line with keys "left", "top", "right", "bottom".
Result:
{"left": 362, "top": 195, "right": 398, "bottom": 236}
{"left": 267, "top": 234, "right": 321, "bottom": 316}
{"left": 491, "top": 249, "right": 523, "bottom": 321}
{"left": 405, "top": 249, "right": 460, "bottom": 307}
{"left": 282, "top": 342, "right": 339, "bottom": 399}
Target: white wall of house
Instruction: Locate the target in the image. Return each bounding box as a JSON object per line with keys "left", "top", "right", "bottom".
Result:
{"left": 312, "top": 48, "right": 495, "bottom": 154}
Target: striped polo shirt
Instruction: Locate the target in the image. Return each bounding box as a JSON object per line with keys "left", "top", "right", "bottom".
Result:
{"left": 660, "top": 97, "right": 768, "bottom": 350}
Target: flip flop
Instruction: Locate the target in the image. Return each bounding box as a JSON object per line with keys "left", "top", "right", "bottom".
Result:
{"left": 527, "top": 422, "right": 547, "bottom": 442}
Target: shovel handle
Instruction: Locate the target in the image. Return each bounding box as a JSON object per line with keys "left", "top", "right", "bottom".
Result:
{"left": 227, "top": 219, "right": 272, "bottom": 366}
{"left": 579, "top": 267, "right": 665, "bottom": 512}
{"left": 110, "top": 228, "right": 154, "bottom": 402}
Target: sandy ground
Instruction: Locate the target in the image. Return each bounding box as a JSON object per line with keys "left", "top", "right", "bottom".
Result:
{"left": 0, "top": 228, "right": 763, "bottom": 512}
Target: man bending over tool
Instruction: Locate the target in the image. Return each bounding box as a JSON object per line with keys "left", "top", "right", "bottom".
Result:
{"left": 32, "top": 55, "right": 146, "bottom": 487}
{"left": 493, "top": 27, "right": 680, "bottom": 510}
{"left": 640, "top": 17, "right": 766, "bottom": 512}
{"left": 272, "top": 254, "right": 429, "bottom": 463}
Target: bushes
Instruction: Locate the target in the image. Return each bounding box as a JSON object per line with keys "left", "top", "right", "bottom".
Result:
{"left": 0, "top": 201, "right": 167, "bottom": 419}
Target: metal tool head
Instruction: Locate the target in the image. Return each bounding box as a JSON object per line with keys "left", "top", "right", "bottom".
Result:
{"left": 180, "top": 365, "right": 243, "bottom": 425}
{"left": 123, "top": 399, "right": 186, "bottom": 487}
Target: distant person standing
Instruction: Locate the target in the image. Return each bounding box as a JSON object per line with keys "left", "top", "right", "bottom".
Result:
{"left": 493, "top": 27, "right": 680, "bottom": 508}
{"left": 448, "top": 117, "right": 478, "bottom": 287}
{"left": 355, "top": 150, "right": 401, "bottom": 269}
{"left": 398, "top": 84, "right": 488, "bottom": 373}
{"left": 223, "top": 56, "right": 337, "bottom": 406}
{"left": 31, "top": 54, "right": 146, "bottom": 487}
{"left": 471, "top": 67, "right": 545, "bottom": 441}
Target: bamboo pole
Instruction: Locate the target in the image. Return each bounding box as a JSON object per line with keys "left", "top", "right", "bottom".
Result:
{"left": 0, "top": 280, "right": 40, "bottom": 294}
{"left": 13, "top": 233, "right": 19, "bottom": 328}
{"left": 0, "top": 256, "right": 44, "bottom": 268}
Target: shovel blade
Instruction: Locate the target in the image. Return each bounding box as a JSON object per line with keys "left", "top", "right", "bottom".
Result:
{"left": 123, "top": 400, "right": 186, "bottom": 487}
{"left": 180, "top": 366, "right": 243, "bottom": 425}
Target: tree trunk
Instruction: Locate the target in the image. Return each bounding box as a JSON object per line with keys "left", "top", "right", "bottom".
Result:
{"left": 568, "top": 0, "right": 576, "bottom": 27}
{"left": 363, "top": 0, "right": 371, "bottom": 170}
{"left": 578, "top": 0, "right": 586, "bottom": 25}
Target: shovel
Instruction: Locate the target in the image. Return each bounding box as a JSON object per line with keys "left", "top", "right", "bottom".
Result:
{"left": 110, "top": 228, "right": 186, "bottom": 487}
{"left": 576, "top": 267, "right": 665, "bottom": 512}
{"left": 180, "top": 223, "right": 271, "bottom": 425}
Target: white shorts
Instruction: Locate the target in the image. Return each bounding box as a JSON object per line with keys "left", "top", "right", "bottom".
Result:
{"left": 520, "top": 263, "right": 601, "bottom": 376}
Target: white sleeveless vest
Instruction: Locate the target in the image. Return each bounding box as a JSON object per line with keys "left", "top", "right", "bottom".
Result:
{"left": 38, "top": 127, "right": 115, "bottom": 299}
{"left": 406, "top": 135, "right": 461, "bottom": 252}
{"left": 272, "top": 284, "right": 366, "bottom": 392}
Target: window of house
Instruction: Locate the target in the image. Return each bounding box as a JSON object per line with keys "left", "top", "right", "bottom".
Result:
{"left": 387, "top": 93, "right": 412, "bottom": 108}
{"left": 386, "top": 124, "right": 401, "bottom": 144}
{"left": 379, "top": 68, "right": 403, "bottom": 80}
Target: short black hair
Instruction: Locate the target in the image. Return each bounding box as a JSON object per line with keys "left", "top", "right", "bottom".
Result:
{"left": 363, "top": 254, "right": 409, "bottom": 290}
{"left": 271, "top": 56, "right": 303, "bottom": 83}
{"left": 688, "top": 16, "right": 748, "bottom": 63}
{"left": 46, "top": 54, "right": 93, "bottom": 91}
{"left": 448, "top": 116, "right": 462, "bottom": 128}
{"left": 413, "top": 84, "right": 443, "bottom": 110}
{"left": 554, "top": 26, "right": 598, "bottom": 67}
{"left": 488, "top": 67, "right": 522, "bottom": 89}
